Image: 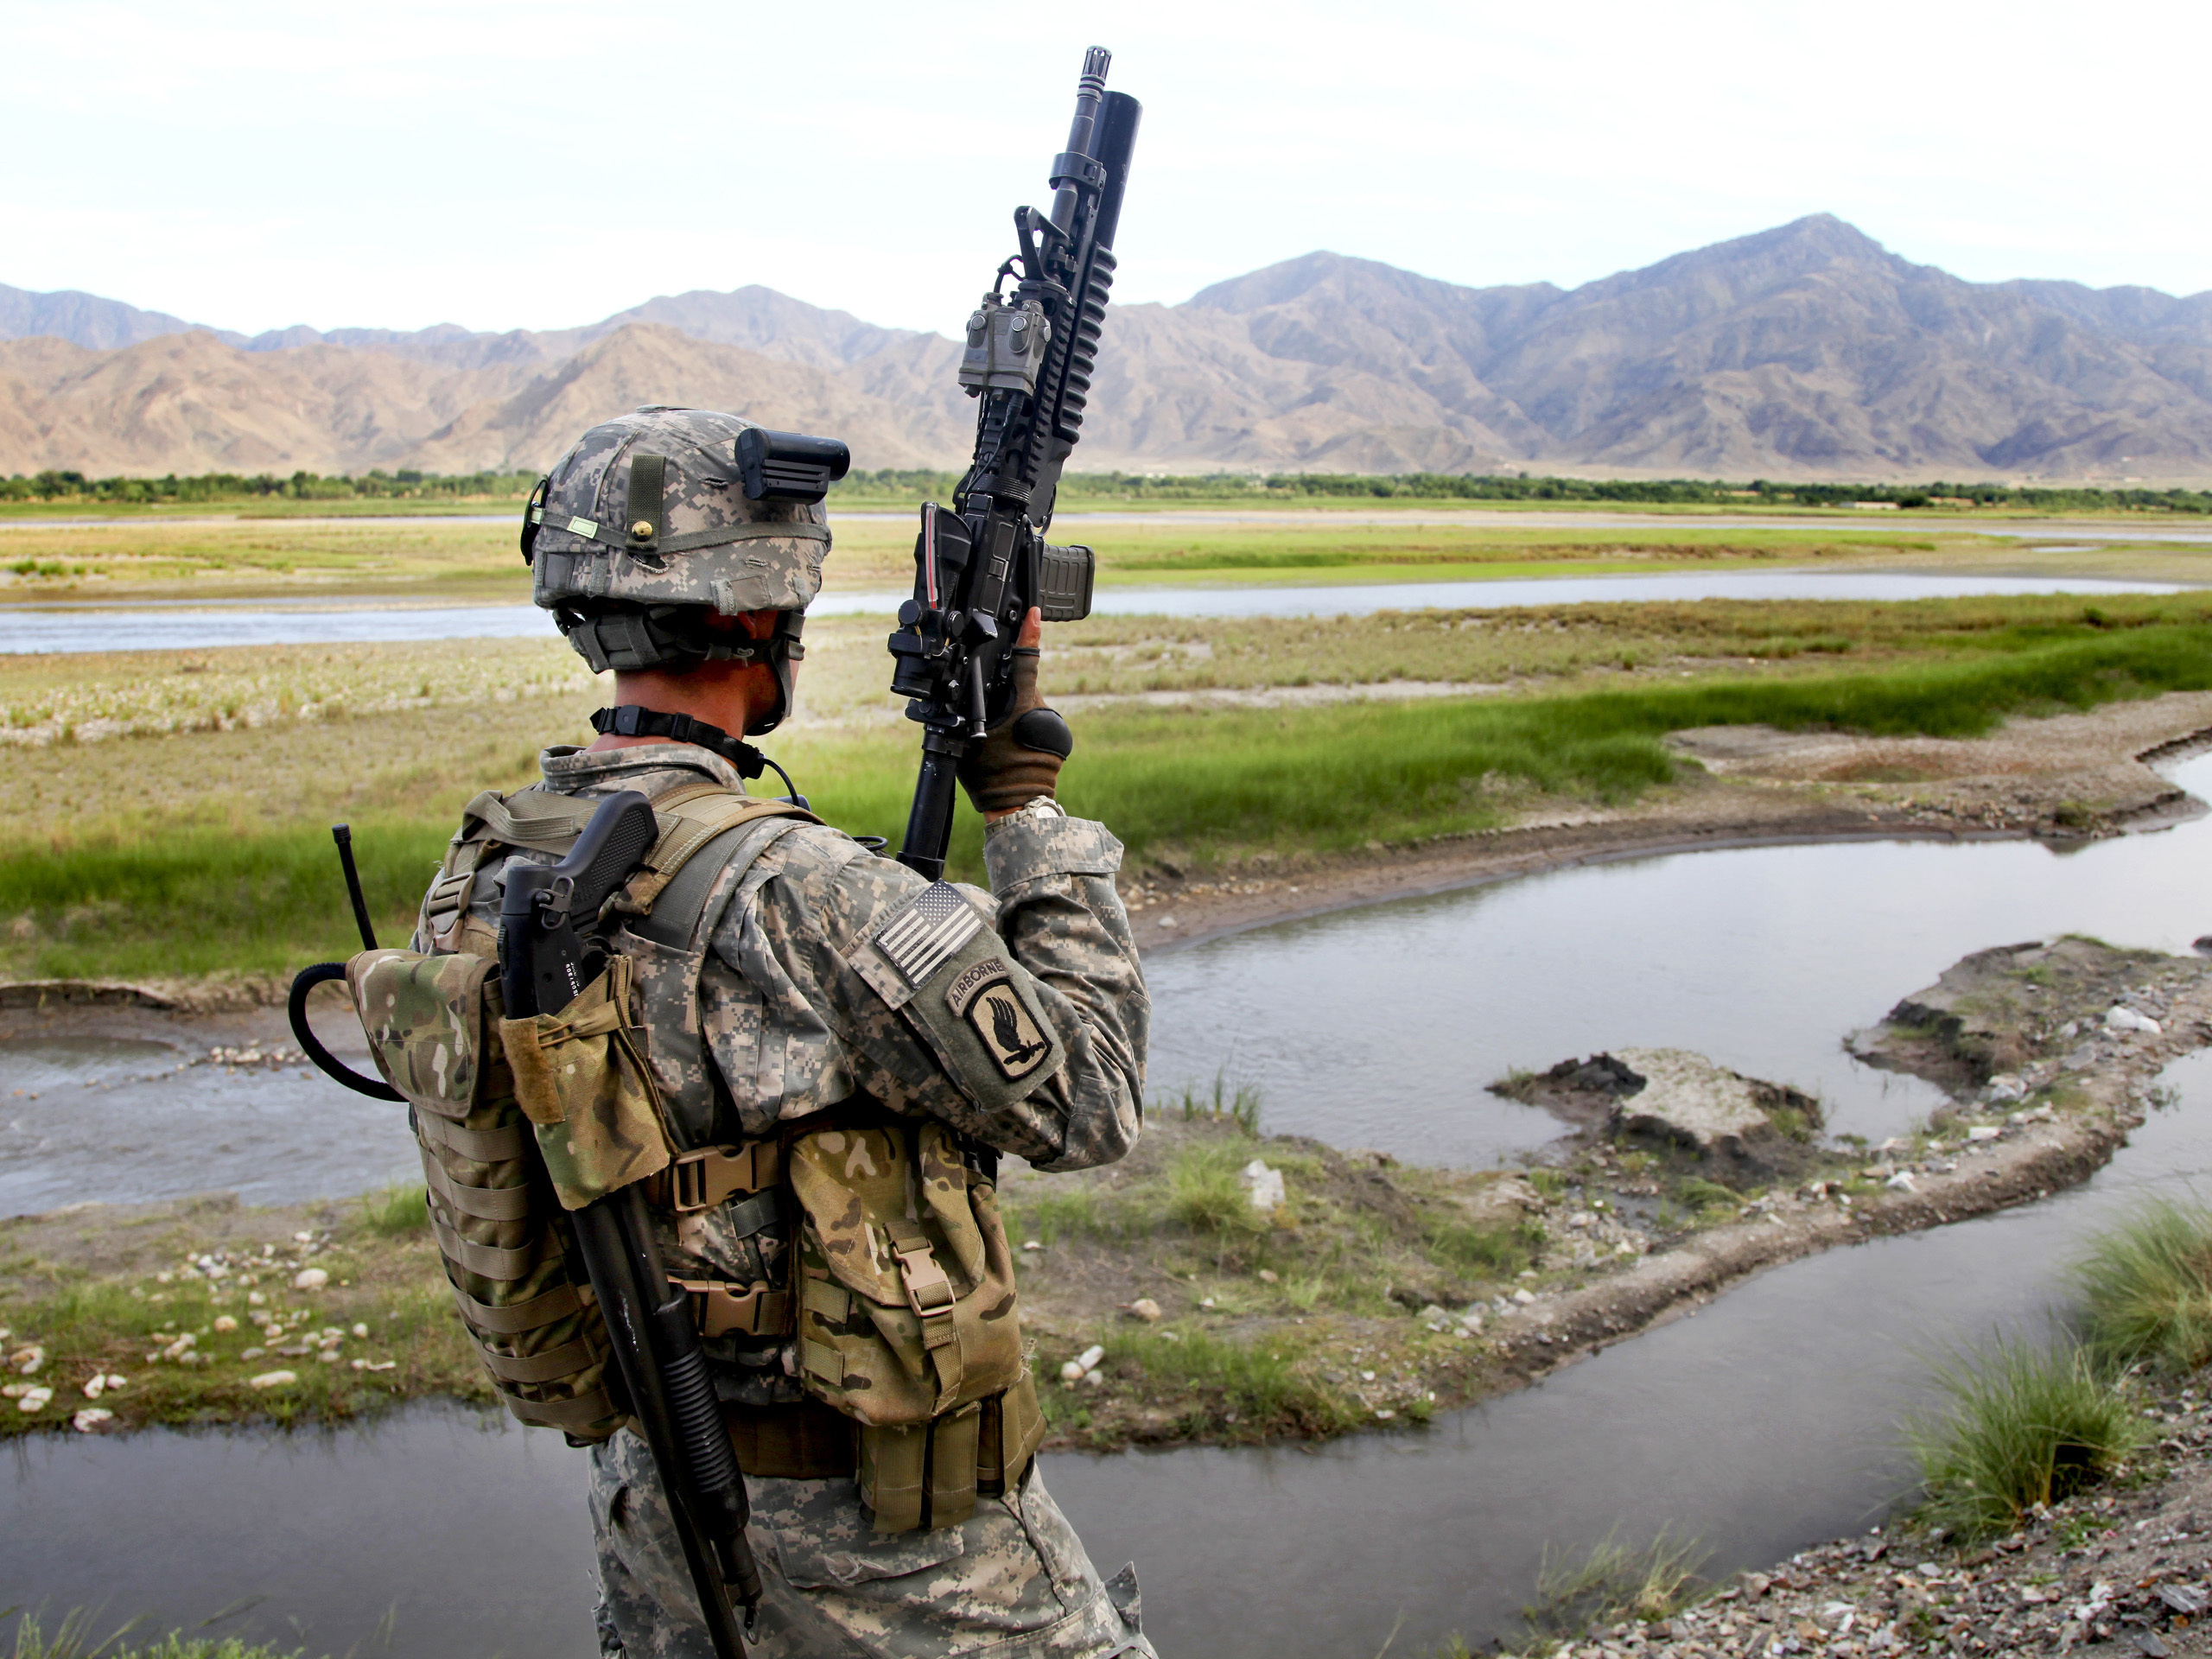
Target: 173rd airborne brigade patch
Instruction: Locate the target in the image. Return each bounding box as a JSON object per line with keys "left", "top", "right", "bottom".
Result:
{"left": 849, "top": 880, "right": 1065, "bottom": 1105}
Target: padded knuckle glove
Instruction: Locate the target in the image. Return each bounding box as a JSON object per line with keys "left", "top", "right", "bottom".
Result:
{"left": 957, "top": 646, "right": 1073, "bottom": 815}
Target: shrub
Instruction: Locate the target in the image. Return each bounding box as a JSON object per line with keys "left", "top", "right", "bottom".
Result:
{"left": 1903, "top": 1336, "right": 2146, "bottom": 1537}
{"left": 2069, "top": 1197, "right": 2212, "bottom": 1373}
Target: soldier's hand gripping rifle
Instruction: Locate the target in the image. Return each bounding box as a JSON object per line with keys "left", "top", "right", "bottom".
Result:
{"left": 500, "top": 793, "right": 766, "bottom": 1659}
{"left": 886, "top": 47, "right": 1141, "bottom": 880}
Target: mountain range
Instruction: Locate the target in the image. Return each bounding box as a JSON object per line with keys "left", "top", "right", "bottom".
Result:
{"left": 7, "top": 215, "right": 2212, "bottom": 482}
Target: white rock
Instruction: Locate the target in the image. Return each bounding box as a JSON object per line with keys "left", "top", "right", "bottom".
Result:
{"left": 292, "top": 1231, "right": 315, "bottom": 1243}
{"left": 1125, "top": 1299, "right": 1163, "bottom": 1324}
{"left": 81, "top": 1376, "right": 105, "bottom": 1399}
{"left": 1020, "top": 1239, "right": 1042, "bottom": 1252}
{"left": 0, "top": 1383, "right": 22, "bottom": 1398}
{"left": 1075, "top": 1344, "right": 1106, "bottom": 1374}
{"left": 317, "top": 1350, "right": 342, "bottom": 1363}
{"left": 292, "top": 1268, "right": 329, "bottom": 1291}
{"left": 1242, "top": 1160, "right": 1286, "bottom": 1212}
{"left": 1081, "top": 1368, "right": 1104, "bottom": 1388}
{"left": 1512, "top": 1288, "right": 1535, "bottom": 1306}
{"left": 1375, "top": 1408, "right": 1395, "bottom": 1421}
{"left": 352, "top": 1323, "right": 369, "bottom": 1338}
{"left": 1886, "top": 1172, "right": 1917, "bottom": 1192}
{"left": 1986, "top": 1076, "right": 2026, "bottom": 1103}
{"left": 248, "top": 1370, "right": 299, "bottom": 1389}
{"left": 1059, "top": 1360, "right": 1087, "bottom": 1382}
{"left": 17, "top": 1387, "right": 52, "bottom": 1413}
{"left": 103, "top": 1374, "right": 125, "bottom": 1390}
{"left": 247, "top": 1291, "right": 266, "bottom": 1306}
{"left": 241, "top": 1348, "right": 265, "bottom": 1360}
{"left": 213, "top": 1315, "right": 239, "bottom": 1333}
{"left": 71, "top": 1408, "right": 114, "bottom": 1433}
{"left": 2106, "top": 1005, "right": 2162, "bottom": 1034}
{"left": 1966, "top": 1125, "right": 2001, "bottom": 1143}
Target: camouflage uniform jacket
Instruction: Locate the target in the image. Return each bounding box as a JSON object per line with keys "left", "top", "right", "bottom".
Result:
{"left": 419, "top": 739, "right": 1148, "bottom": 1392}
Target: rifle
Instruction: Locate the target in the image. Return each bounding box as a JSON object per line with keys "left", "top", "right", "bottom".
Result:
{"left": 886, "top": 46, "right": 1142, "bottom": 880}
{"left": 499, "top": 791, "right": 766, "bottom": 1659}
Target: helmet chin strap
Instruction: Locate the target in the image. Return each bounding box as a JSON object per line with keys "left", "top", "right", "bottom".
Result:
{"left": 589, "top": 706, "right": 808, "bottom": 809}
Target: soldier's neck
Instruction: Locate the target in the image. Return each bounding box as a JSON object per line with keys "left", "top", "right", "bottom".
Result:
{"left": 586, "top": 665, "right": 758, "bottom": 753}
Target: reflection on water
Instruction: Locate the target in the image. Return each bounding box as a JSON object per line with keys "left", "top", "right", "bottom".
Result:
{"left": 1150, "top": 751, "right": 2212, "bottom": 1165}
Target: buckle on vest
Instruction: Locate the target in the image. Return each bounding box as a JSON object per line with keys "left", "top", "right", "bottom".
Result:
{"left": 652, "top": 1142, "right": 783, "bottom": 1213}
{"left": 671, "top": 1278, "right": 791, "bottom": 1338}
{"left": 887, "top": 1229, "right": 956, "bottom": 1325}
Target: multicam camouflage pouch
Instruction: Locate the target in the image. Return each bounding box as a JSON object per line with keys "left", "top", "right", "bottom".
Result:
{"left": 499, "top": 952, "right": 674, "bottom": 1210}
{"left": 348, "top": 947, "right": 626, "bottom": 1440}
{"left": 787, "top": 1116, "right": 1046, "bottom": 1529}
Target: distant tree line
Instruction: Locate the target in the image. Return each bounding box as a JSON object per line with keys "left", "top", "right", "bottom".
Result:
{"left": 830, "top": 467, "right": 2212, "bottom": 513}
{"left": 9, "top": 465, "right": 2209, "bottom": 516}
{"left": 1, "top": 467, "right": 543, "bottom": 504}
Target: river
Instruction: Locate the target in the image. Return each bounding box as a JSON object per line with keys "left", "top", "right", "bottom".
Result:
{"left": 0, "top": 573, "right": 2185, "bottom": 653}
{"left": 10, "top": 757, "right": 2212, "bottom": 1656}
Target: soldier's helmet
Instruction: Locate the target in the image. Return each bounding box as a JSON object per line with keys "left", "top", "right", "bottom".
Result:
{"left": 521, "top": 406, "right": 831, "bottom": 734}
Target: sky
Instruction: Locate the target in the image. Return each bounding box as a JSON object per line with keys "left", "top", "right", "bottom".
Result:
{"left": 6, "top": 0, "right": 2209, "bottom": 340}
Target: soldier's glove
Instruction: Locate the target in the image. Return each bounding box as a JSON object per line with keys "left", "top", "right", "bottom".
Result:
{"left": 957, "top": 645, "right": 1073, "bottom": 815}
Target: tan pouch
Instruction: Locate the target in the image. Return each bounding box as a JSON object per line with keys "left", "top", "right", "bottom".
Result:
{"left": 788, "top": 1118, "right": 1027, "bottom": 1428}
{"left": 348, "top": 948, "right": 624, "bottom": 1440}
{"left": 855, "top": 1373, "right": 1046, "bottom": 1532}
{"left": 499, "top": 954, "right": 675, "bottom": 1210}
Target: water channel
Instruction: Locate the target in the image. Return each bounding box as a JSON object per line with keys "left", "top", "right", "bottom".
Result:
{"left": 0, "top": 573, "right": 2185, "bottom": 652}
{"left": 15, "top": 754, "right": 2212, "bottom": 1215}
{"left": 12, "top": 747, "right": 2212, "bottom": 1654}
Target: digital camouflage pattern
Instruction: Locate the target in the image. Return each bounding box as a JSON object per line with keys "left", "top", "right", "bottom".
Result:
{"left": 530, "top": 408, "right": 830, "bottom": 617}
{"left": 589, "top": 1429, "right": 1154, "bottom": 1659}
{"left": 421, "top": 737, "right": 1151, "bottom": 1650}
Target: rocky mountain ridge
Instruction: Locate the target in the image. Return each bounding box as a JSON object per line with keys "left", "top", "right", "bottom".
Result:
{"left": 8, "top": 216, "right": 2211, "bottom": 480}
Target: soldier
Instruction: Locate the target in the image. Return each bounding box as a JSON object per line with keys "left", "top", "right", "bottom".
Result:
{"left": 423, "top": 406, "right": 1154, "bottom": 1659}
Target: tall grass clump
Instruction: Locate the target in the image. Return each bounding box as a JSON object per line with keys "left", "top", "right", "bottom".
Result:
{"left": 1166, "top": 1140, "right": 1269, "bottom": 1235}
{"left": 1160, "top": 1071, "right": 1263, "bottom": 1135}
{"left": 359, "top": 1182, "right": 429, "bottom": 1236}
{"left": 1903, "top": 1335, "right": 2146, "bottom": 1537}
{"left": 2069, "top": 1196, "right": 2212, "bottom": 1373}
{"left": 1522, "top": 1527, "right": 1710, "bottom": 1637}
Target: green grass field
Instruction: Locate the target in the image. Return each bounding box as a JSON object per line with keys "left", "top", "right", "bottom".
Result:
{"left": 7, "top": 594, "right": 2212, "bottom": 981}
{"left": 3, "top": 507, "right": 2205, "bottom": 603}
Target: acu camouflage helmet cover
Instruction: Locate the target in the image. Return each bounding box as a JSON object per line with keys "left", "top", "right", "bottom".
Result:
{"left": 523, "top": 407, "right": 832, "bottom": 687}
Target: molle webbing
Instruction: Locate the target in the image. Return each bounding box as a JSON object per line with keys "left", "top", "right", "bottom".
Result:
{"left": 422, "top": 782, "right": 814, "bottom": 950}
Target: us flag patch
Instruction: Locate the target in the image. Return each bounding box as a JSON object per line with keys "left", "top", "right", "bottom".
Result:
{"left": 871, "top": 882, "right": 983, "bottom": 987}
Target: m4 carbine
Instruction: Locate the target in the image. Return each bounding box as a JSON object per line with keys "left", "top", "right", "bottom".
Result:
{"left": 886, "top": 46, "right": 1141, "bottom": 880}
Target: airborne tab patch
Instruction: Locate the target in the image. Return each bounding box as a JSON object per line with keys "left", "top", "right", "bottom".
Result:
{"left": 945, "top": 955, "right": 1053, "bottom": 1081}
